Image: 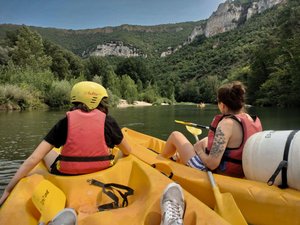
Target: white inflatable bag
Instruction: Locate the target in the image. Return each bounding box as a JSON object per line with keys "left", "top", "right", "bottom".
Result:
{"left": 243, "top": 130, "right": 300, "bottom": 191}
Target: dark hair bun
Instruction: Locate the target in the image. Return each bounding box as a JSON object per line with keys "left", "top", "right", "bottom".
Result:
{"left": 218, "top": 81, "right": 246, "bottom": 112}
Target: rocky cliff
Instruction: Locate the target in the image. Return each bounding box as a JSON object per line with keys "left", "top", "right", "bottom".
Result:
{"left": 204, "top": 0, "right": 286, "bottom": 37}
{"left": 161, "top": 0, "right": 286, "bottom": 57}
{"left": 88, "top": 0, "right": 286, "bottom": 58}
{"left": 88, "top": 41, "right": 146, "bottom": 58}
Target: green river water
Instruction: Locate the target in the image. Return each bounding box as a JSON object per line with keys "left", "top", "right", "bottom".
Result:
{"left": 1, "top": 104, "right": 300, "bottom": 194}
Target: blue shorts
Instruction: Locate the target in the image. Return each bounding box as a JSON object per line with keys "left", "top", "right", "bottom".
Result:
{"left": 187, "top": 155, "right": 207, "bottom": 171}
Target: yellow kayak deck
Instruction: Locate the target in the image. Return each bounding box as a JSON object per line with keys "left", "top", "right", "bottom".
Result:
{"left": 123, "top": 127, "right": 300, "bottom": 225}
{"left": 0, "top": 154, "right": 229, "bottom": 225}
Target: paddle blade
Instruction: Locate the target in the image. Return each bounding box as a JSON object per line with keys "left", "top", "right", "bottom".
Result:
{"left": 213, "top": 187, "right": 247, "bottom": 225}
{"left": 32, "top": 180, "right": 66, "bottom": 223}
{"left": 185, "top": 125, "right": 202, "bottom": 137}
{"left": 175, "top": 120, "right": 191, "bottom": 126}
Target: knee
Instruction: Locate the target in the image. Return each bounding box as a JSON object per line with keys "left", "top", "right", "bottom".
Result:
{"left": 168, "top": 131, "right": 189, "bottom": 146}
{"left": 170, "top": 131, "right": 184, "bottom": 139}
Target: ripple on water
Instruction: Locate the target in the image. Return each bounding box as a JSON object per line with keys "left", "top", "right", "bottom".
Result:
{"left": 0, "top": 160, "right": 24, "bottom": 196}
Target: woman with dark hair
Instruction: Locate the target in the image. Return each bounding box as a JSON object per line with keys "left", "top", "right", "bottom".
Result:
{"left": 159, "top": 81, "right": 262, "bottom": 178}
{"left": 0, "top": 81, "right": 131, "bottom": 205}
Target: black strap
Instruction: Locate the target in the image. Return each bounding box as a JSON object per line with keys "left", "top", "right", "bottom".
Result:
{"left": 267, "top": 161, "right": 288, "bottom": 186}
{"left": 87, "top": 179, "right": 134, "bottom": 211}
{"left": 221, "top": 155, "right": 242, "bottom": 165}
{"left": 58, "top": 154, "right": 114, "bottom": 162}
{"left": 209, "top": 125, "right": 216, "bottom": 132}
{"left": 267, "top": 130, "right": 299, "bottom": 189}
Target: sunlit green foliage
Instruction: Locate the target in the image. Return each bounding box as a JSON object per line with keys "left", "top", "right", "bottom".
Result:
{"left": 45, "top": 80, "right": 72, "bottom": 107}
{"left": 8, "top": 26, "right": 51, "bottom": 70}
{"left": 115, "top": 57, "right": 152, "bottom": 85}
{"left": 0, "top": 84, "right": 46, "bottom": 110}
{"left": 120, "top": 75, "right": 138, "bottom": 104}
{"left": 0, "top": 0, "right": 299, "bottom": 109}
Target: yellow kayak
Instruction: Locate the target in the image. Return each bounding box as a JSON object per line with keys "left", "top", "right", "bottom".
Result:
{"left": 122, "top": 127, "right": 300, "bottom": 225}
{"left": 0, "top": 152, "right": 229, "bottom": 225}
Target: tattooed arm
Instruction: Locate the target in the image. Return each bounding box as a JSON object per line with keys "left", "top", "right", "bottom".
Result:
{"left": 194, "top": 118, "right": 233, "bottom": 170}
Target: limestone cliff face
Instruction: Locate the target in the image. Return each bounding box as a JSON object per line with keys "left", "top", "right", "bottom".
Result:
{"left": 205, "top": 1, "right": 243, "bottom": 37}
{"left": 204, "top": 0, "right": 286, "bottom": 37}
{"left": 185, "top": 25, "right": 205, "bottom": 44}
{"left": 161, "top": 0, "right": 286, "bottom": 57}
{"left": 246, "top": 0, "right": 286, "bottom": 19}
{"left": 89, "top": 41, "right": 146, "bottom": 58}
{"left": 89, "top": 0, "right": 286, "bottom": 58}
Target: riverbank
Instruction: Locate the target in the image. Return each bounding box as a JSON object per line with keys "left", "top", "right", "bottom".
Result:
{"left": 117, "top": 99, "right": 152, "bottom": 108}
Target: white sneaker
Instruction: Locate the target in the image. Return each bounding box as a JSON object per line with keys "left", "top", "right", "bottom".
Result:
{"left": 170, "top": 152, "right": 180, "bottom": 162}
{"left": 48, "top": 208, "right": 77, "bottom": 225}
{"left": 160, "top": 182, "right": 185, "bottom": 225}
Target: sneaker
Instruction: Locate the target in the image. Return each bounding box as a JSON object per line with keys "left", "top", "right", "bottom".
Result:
{"left": 160, "top": 182, "right": 185, "bottom": 225}
{"left": 170, "top": 152, "right": 180, "bottom": 162}
{"left": 48, "top": 208, "right": 77, "bottom": 225}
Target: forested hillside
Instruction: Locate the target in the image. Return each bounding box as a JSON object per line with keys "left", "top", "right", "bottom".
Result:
{"left": 0, "top": 0, "right": 299, "bottom": 110}
{"left": 153, "top": 0, "right": 300, "bottom": 106}
{"left": 0, "top": 21, "right": 202, "bottom": 58}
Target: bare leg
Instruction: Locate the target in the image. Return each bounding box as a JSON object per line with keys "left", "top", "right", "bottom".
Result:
{"left": 43, "top": 150, "right": 59, "bottom": 171}
{"left": 159, "top": 131, "right": 196, "bottom": 164}
{"left": 194, "top": 137, "right": 208, "bottom": 155}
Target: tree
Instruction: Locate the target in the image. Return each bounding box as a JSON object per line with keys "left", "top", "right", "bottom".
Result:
{"left": 120, "top": 75, "right": 138, "bottom": 104}
{"left": 44, "top": 40, "right": 84, "bottom": 80}
{"left": 177, "top": 79, "right": 199, "bottom": 103}
{"left": 8, "top": 26, "right": 51, "bottom": 70}
{"left": 85, "top": 56, "right": 112, "bottom": 86}
{"left": 115, "top": 57, "right": 152, "bottom": 85}
{"left": 106, "top": 71, "right": 121, "bottom": 97}
{"left": 50, "top": 50, "right": 70, "bottom": 80}
{"left": 198, "top": 76, "right": 220, "bottom": 103}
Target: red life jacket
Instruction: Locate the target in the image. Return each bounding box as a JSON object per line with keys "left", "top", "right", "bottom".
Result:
{"left": 207, "top": 114, "right": 262, "bottom": 177}
{"left": 58, "top": 109, "right": 113, "bottom": 174}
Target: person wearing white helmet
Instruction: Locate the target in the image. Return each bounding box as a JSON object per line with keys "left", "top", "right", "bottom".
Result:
{"left": 0, "top": 81, "right": 131, "bottom": 206}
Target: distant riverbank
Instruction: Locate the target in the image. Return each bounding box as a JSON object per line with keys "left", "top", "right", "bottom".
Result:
{"left": 117, "top": 99, "right": 153, "bottom": 108}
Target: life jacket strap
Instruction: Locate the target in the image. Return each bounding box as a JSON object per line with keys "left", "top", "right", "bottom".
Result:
{"left": 87, "top": 179, "right": 134, "bottom": 211}
{"left": 58, "top": 154, "right": 114, "bottom": 162}
{"left": 222, "top": 155, "right": 242, "bottom": 165}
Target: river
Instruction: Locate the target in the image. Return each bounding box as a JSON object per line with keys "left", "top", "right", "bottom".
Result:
{"left": 1, "top": 104, "right": 300, "bottom": 195}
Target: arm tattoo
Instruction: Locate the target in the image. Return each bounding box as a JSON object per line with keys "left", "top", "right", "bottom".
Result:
{"left": 210, "top": 127, "right": 226, "bottom": 158}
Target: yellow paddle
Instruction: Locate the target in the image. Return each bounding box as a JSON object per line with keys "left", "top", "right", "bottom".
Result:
{"left": 184, "top": 125, "right": 247, "bottom": 225}
{"left": 185, "top": 125, "right": 202, "bottom": 137}
{"left": 175, "top": 120, "right": 210, "bottom": 130}
{"left": 32, "top": 180, "right": 66, "bottom": 224}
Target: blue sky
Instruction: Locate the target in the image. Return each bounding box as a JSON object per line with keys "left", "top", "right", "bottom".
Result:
{"left": 0, "top": 0, "right": 225, "bottom": 30}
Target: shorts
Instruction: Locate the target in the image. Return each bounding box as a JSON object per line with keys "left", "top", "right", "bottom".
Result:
{"left": 187, "top": 155, "right": 207, "bottom": 171}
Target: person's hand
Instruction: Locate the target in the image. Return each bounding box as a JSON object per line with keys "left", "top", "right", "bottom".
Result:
{"left": 0, "top": 190, "right": 10, "bottom": 207}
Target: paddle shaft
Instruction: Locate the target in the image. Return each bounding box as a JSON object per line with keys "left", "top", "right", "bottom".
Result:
{"left": 187, "top": 126, "right": 247, "bottom": 225}
{"left": 189, "top": 123, "right": 209, "bottom": 130}
{"left": 175, "top": 120, "right": 209, "bottom": 130}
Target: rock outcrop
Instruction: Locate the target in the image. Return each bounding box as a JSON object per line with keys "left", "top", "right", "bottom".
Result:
{"left": 204, "top": 1, "right": 243, "bottom": 37}
{"left": 89, "top": 41, "right": 146, "bottom": 58}
{"left": 86, "top": 0, "right": 286, "bottom": 58}
{"left": 161, "top": 0, "right": 286, "bottom": 57}
{"left": 246, "top": 0, "right": 286, "bottom": 19}
{"left": 204, "top": 0, "right": 286, "bottom": 37}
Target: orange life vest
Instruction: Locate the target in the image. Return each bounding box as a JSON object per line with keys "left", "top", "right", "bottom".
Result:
{"left": 207, "top": 114, "right": 262, "bottom": 177}
{"left": 58, "top": 109, "right": 112, "bottom": 174}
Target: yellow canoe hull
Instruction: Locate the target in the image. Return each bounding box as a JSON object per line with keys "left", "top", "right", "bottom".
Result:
{"left": 0, "top": 154, "right": 229, "bottom": 225}
{"left": 123, "top": 127, "right": 300, "bottom": 225}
